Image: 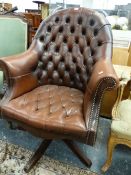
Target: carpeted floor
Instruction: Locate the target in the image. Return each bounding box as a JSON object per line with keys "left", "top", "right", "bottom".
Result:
{"left": 0, "top": 140, "right": 96, "bottom": 175}
{"left": 0, "top": 117, "right": 131, "bottom": 175}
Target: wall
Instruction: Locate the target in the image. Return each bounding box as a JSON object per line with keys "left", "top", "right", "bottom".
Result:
{"left": 2, "top": 0, "right": 131, "bottom": 12}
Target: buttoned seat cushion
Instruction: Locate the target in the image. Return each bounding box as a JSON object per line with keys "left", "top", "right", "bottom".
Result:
{"left": 1, "top": 85, "right": 87, "bottom": 138}
{"left": 111, "top": 99, "right": 131, "bottom": 140}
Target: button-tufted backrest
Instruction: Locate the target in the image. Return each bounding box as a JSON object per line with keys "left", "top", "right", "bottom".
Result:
{"left": 34, "top": 7, "right": 113, "bottom": 92}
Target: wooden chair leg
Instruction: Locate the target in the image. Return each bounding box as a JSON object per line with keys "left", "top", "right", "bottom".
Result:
{"left": 63, "top": 139, "right": 92, "bottom": 167}
{"left": 101, "top": 135, "right": 117, "bottom": 172}
{"left": 24, "top": 139, "right": 52, "bottom": 173}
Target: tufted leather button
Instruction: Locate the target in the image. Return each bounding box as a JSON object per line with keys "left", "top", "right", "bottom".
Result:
{"left": 89, "top": 19, "right": 95, "bottom": 26}
{"left": 39, "top": 35, "right": 44, "bottom": 42}
{"left": 51, "top": 35, "right": 56, "bottom": 42}
{"left": 47, "top": 25, "right": 52, "bottom": 32}
{"left": 59, "top": 26, "right": 64, "bottom": 33}
{"left": 68, "top": 47, "right": 72, "bottom": 53}
{"left": 77, "top": 16, "right": 82, "bottom": 24}
{"left": 65, "top": 16, "right": 70, "bottom": 23}
{"left": 83, "top": 58, "right": 87, "bottom": 65}
{"left": 70, "top": 26, "right": 75, "bottom": 33}
{"left": 97, "top": 40, "right": 102, "bottom": 46}
{"left": 82, "top": 27, "right": 86, "bottom": 35}
{"left": 55, "top": 46, "right": 60, "bottom": 52}
{"left": 94, "top": 28, "right": 99, "bottom": 36}
{"left": 86, "top": 38, "right": 90, "bottom": 46}
{"left": 72, "top": 57, "right": 77, "bottom": 63}
{"left": 76, "top": 66, "right": 81, "bottom": 74}
{"left": 55, "top": 16, "right": 59, "bottom": 23}
{"left": 91, "top": 49, "right": 95, "bottom": 56}
{"left": 80, "top": 47, "right": 84, "bottom": 54}
{"left": 48, "top": 55, "right": 52, "bottom": 61}
{"left": 65, "top": 66, "right": 70, "bottom": 72}
{"left": 63, "top": 36, "right": 68, "bottom": 43}
{"left": 75, "top": 37, "right": 79, "bottom": 44}
{"left": 44, "top": 45, "right": 48, "bottom": 51}
{"left": 60, "top": 56, "right": 65, "bottom": 62}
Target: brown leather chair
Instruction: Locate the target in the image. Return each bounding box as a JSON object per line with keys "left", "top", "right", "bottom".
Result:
{"left": 0, "top": 8, "right": 119, "bottom": 172}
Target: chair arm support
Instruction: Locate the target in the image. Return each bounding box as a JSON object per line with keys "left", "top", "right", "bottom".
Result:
{"left": 0, "top": 42, "right": 39, "bottom": 78}
{"left": 0, "top": 42, "right": 39, "bottom": 100}
{"left": 84, "top": 59, "right": 119, "bottom": 145}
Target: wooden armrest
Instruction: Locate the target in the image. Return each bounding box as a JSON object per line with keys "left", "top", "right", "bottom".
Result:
{"left": 112, "top": 78, "right": 131, "bottom": 118}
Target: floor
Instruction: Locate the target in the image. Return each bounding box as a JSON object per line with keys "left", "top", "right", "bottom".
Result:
{"left": 0, "top": 140, "right": 95, "bottom": 175}
{"left": 0, "top": 117, "right": 131, "bottom": 175}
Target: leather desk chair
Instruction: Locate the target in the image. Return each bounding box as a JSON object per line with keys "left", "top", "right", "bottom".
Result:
{"left": 0, "top": 8, "right": 119, "bottom": 172}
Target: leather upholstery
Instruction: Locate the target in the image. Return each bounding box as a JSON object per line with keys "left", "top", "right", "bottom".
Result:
{"left": 2, "top": 85, "right": 86, "bottom": 138}
{"left": 0, "top": 8, "right": 119, "bottom": 146}
{"left": 34, "top": 8, "right": 112, "bottom": 92}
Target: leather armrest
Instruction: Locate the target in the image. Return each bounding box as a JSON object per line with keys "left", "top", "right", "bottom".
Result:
{"left": 84, "top": 59, "right": 119, "bottom": 145}
{"left": 0, "top": 42, "right": 39, "bottom": 100}
{"left": 0, "top": 42, "right": 38, "bottom": 78}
